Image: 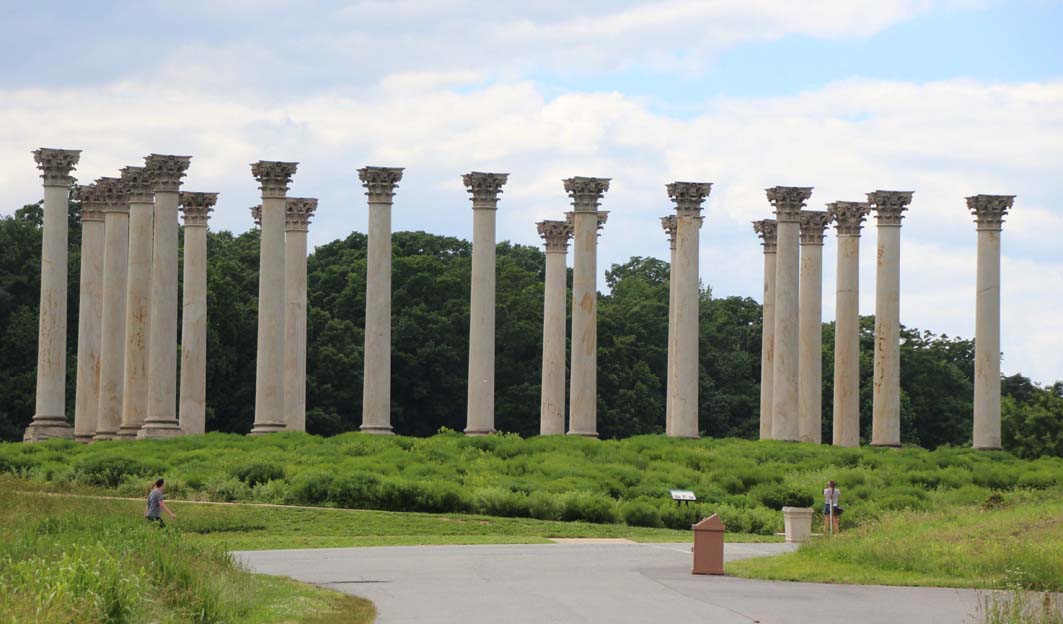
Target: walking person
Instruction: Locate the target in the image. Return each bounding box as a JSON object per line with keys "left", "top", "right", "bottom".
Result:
{"left": 146, "top": 478, "right": 176, "bottom": 527}
{"left": 823, "top": 480, "right": 842, "bottom": 535}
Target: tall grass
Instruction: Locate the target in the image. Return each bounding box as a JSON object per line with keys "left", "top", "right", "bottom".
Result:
{"left": 980, "top": 592, "right": 1063, "bottom": 624}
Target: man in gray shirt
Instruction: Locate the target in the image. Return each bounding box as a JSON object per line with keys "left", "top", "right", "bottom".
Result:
{"left": 146, "top": 478, "right": 176, "bottom": 527}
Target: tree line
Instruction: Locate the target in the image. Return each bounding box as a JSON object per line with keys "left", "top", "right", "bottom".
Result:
{"left": 1, "top": 200, "right": 1060, "bottom": 457}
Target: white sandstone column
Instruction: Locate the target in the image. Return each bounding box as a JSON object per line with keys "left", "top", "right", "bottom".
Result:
{"left": 754, "top": 220, "right": 778, "bottom": 440}
{"left": 359, "top": 166, "right": 404, "bottom": 434}
{"left": 283, "top": 197, "right": 317, "bottom": 432}
{"left": 140, "top": 154, "right": 192, "bottom": 438}
{"left": 250, "top": 161, "right": 297, "bottom": 435}
{"left": 798, "top": 210, "right": 832, "bottom": 444}
{"left": 868, "top": 190, "right": 914, "bottom": 447}
{"left": 177, "top": 192, "right": 216, "bottom": 436}
{"left": 768, "top": 186, "right": 813, "bottom": 442}
{"left": 968, "top": 194, "right": 1015, "bottom": 450}
{"left": 118, "top": 166, "right": 155, "bottom": 438}
{"left": 72, "top": 185, "right": 104, "bottom": 442}
{"left": 661, "top": 216, "right": 677, "bottom": 436}
{"left": 93, "top": 177, "right": 130, "bottom": 440}
{"left": 566, "top": 177, "right": 610, "bottom": 437}
{"left": 24, "top": 148, "right": 80, "bottom": 442}
{"left": 537, "top": 220, "right": 573, "bottom": 435}
{"left": 667, "top": 182, "right": 711, "bottom": 438}
{"left": 826, "top": 201, "right": 871, "bottom": 447}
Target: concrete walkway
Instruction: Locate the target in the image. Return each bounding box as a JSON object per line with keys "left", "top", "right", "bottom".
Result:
{"left": 235, "top": 542, "right": 983, "bottom": 624}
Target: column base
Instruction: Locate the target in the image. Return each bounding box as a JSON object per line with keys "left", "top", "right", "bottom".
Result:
{"left": 92, "top": 430, "right": 118, "bottom": 442}
{"left": 464, "top": 428, "right": 496, "bottom": 436}
{"left": 138, "top": 423, "right": 183, "bottom": 439}
{"left": 249, "top": 422, "right": 287, "bottom": 435}
{"left": 74, "top": 433, "right": 94, "bottom": 444}
{"left": 360, "top": 425, "right": 394, "bottom": 435}
{"left": 973, "top": 444, "right": 1003, "bottom": 451}
{"left": 869, "top": 442, "right": 901, "bottom": 448}
{"left": 23, "top": 418, "right": 74, "bottom": 442}
{"left": 566, "top": 430, "right": 599, "bottom": 438}
{"left": 668, "top": 433, "right": 699, "bottom": 439}
{"left": 117, "top": 425, "right": 145, "bottom": 440}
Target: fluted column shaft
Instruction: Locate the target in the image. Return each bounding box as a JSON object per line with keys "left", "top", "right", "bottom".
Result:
{"left": 119, "top": 167, "right": 154, "bottom": 438}
{"left": 94, "top": 178, "right": 129, "bottom": 441}
{"left": 833, "top": 235, "right": 861, "bottom": 447}
{"left": 798, "top": 211, "right": 831, "bottom": 444}
{"left": 178, "top": 192, "right": 216, "bottom": 436}
{"left": 662, "top": 216, "right": 677, "bottom": 436}
{"left": 73, "top": 194, "right": 104, "bottom": 442}
{"left": 283, "top": 198, "right": 316, "bottom": 432}
{"left": 538, "top": 221, "right": 572, "bottom": 435}
{"left": 754, "top": 219, "right": 778, "bottom": 440}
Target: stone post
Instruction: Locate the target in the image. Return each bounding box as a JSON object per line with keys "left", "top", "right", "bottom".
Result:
{"left": 359, "top": 167, "right": 404, "bottom": 435}
{"left": 565, "top": 177, "right": 610, "bottom": 437}
{"left": 463, "top": 172, "right": 510, "bottom": 436}
{"left": 93, "top": 177, "right": 129, "bottom": 440}
{"left": 24, "top": 148, "right": 80, "bottom": 442}
{"left": 968, "top": 194, "right": 1015, "bottom": 450}
{"left": 868, "top": 190, "right": 914, "bottom": 447}
{"left": 283, "top": 197, "right": 317, "bottom": 432}
{"left": 140, "top": 154, "right": 192, "bottom": 438}
{"left": 767, "top": 186, "right": 813, "bottom": 442}
{"left": 118, "top": 166, "right": 155, "bottom": 438}
{"left": 661, "top": 215, "right": 677, "bottom": 436}
{"left": 72, "top": 185, "right": 105, "bottom": 442}
{"left": 249, "top": 161, "right": 297, "bottom": 435}
{"left": 753, "top": 220, "right": 778, "bottom": 440}
{"left": 178, "top": 192, "right": 216, "bottom": 436}
{"left": 537, "top": 220, "right": 573, "bottom": 436}
{"left": 798, "top": 210, "right": 832, "bottom": 444}
{"left": 826, "top": 201, "right": 871, "bottom": 447}
{"left": 667, "top": 182, "right": 711, "bottom": 438}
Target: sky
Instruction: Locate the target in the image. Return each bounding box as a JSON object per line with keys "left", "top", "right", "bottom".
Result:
{"left": 1, "top": 0, "right": 1061, "bottom": 383}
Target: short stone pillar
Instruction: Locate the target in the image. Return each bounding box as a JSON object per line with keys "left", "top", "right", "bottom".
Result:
{"left": 753, "top": 220, "right": 778, "bottom": 440}
{"left": 536, "top": 219, "right": 572, "bottom": 436}
{"left": 178, "top": 192, "right": 217, "bottom": 436}
{"left": 283, "top": 197, "right": 317, "bottom": 432}
{"left": 250, "top": 161, "right": 298, "bottom": 435}
{"left": 968, "top": 194, "right": 1015, "bottom": 450}
{"left": 463, "top": 172, "right": 509, "bottom": 436}
{"left": 118, "top": 166, "right": 155, "bottom": 438}
{"left": 93, "top": 177, "right": 130, "bottom": 441}
{"left": 667, "top": 182, "right": 711, "bottom": 439}
{"left": 141, "top": 154, "right": 192, "bottom": 439}
{"left": 565, "top": 177, "right": 610, "bottom": 437}
{"left": 826, "top": 201, "right": 871, "bottom": 447}
{"left": 359, "top": 166, "right": 404, "bottom": 435}
{"left": 868, "top": 190, "right": 914, "bottom": 447}
{"left": 798, "top": 210, "right": 832, "bottom": 444}
{"left": 661, "top": 215, "right": 677, "bottom": 436}
{"left": 25, "top": 148, "right": 80, "bottom": 442}
{"left": 767, "top": 186, "right": 813, "bottom": 442}
{"left": 72, "top": 185, "right": 105, "bottom": 443}
{"left": 782, "top": 506, "right": 814, "bottom": 543}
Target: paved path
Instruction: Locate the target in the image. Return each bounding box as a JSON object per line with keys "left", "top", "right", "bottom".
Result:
{"left": 236, "top": 542, "right": 983, "bottom": 624}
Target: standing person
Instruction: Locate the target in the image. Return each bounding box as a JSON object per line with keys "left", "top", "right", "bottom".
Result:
{"left": 823, "top": 480, "right": 842, "bottom": 535}
{"left": 146, "top": 478, "right": 176, "bottom": 527}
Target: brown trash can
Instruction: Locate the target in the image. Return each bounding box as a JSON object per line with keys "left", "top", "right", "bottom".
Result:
{"left": 691, "top": 514, "right": 726, "bottom": 575}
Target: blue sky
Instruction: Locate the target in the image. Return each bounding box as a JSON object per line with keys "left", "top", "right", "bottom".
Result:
{"left": 1, "top": 0, "right": 1061, "bottom": 382}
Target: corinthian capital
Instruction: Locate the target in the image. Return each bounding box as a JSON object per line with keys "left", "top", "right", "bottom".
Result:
{"left": 358, "top": 166, "right": 404, "bottom": 203}
{"left": 121, "top": 166, "right": 154, "bottom": 203}
{"left": 462, "top": 172, "right": 509, "bottom": 209}
{"left": 179, "top": 192, "right": 218, "bottom": 227}
{"left": 563, "top": 176, "right": 610, "bottom": 212}
{"left": 966, "top": 194, "right": 1015, "bottom": 231}
{"left": 250, "top": 205, "right": 262, "bottom": 227}
{"left": 251, "top": 160, "right": 298, "bottom": 199}
{"left": 798, "top": 210, "right": 832, "bottom": 245}
{"left": 144, "top": 154, "right": 192, "bottom": 193}
{"left": 565, "top": 210, "right": 609, "bottom": 232}
{"left": 286, "top": 197, "right": 318, "bottom": 232}
{"left": 537, "top": 219, "right": 573, "bottom": 252}
{"left": 826, "top": 201, "right": 871, "bottom": 236}
{"left": 666, "top": 181, "right": 712, "bottom": 215}
{"left": 766, "top": 186, "right": 813, "bottom": 222}
{"left": 33, "top": 148, "right": 81, "bottom": 187}
{"left": 867, "top": 190, "right": 914, "bottom": 226}
{"left": 660, "top": 215, "right": 678, "bottom": 249}
{"left": 95, "top": 177, "right": 128, "bottom": 214}
{"left": 75, "top": 184, "right": 105, "bottom": 222}
{"left": 753, "top": 219, "right": 778, "bottom": 253}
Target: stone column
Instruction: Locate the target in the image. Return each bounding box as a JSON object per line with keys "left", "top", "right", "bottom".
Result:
{"left": 177, "top": 192, "right": 216, "bottom": 436}
{"left": 72, "top": 185, "right": 105, "bottom": 443}
{"left": 283, "top": 197, "right": 317, "bottom": 432}
{"left": 93, "top": 177, "right": 129, "bottom": 441}
{"left": 140, "top": 154, "right": 192, "bottom": 438}
{"left": 753, "top": 220, "right": 778, "bottom": 440}
{"left": 118, "top": 166, "right": 155, "bottom": 438}
{"left": 868, "top": 190, "right": 914, "bottom": 447}
{"left": 661, "top": 216, "right": 677, "bottom": 436}
{"left": 767, "top": 186, "right": 813, "bottom": 442}
{"left": 537, "top": 220, "right": 573, "bottom": 436}
{"left": 667, "top": 182, "right": 711, "bottom": 438}
{"left": 565, "top": 177, "right": 610, "bottom": 437}
{"left": 250, "top": 161, "right": 298, "bottom": 435}
{"left": 798, "top": 210, "right": 832, "bottom": 444}
{"left": 359, "top": 166, "right": 404, "bottom": 435}
{"left": 24, "top": 148, "right": 80, "bottom": 442}
{"left": 968, "top": 194, "right": 1015, "bottom": 450}
{"left": 826, "top": 201, "right": 871, "bottom": 447}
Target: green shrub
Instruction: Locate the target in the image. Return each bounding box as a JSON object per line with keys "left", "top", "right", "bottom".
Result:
{"left": 528, "top": 491, "right": 563, "bottom": 520}
{"left": 471, "top": 487, "right": 530, "bottom": 518}
{"left": 230, "top": 462, "right": 285, "bottom": 487}
{"left": 559, "top": 492, "right": 618, "bottom": 524}
{"left": 251, "top": 479, "right": 290, "bottom": 504}
{"left": 328, "top": 473, "right": 383, "bottom": 509}
{"left": 73, "top": 456, "right": 164, "bottom": 488}
{"left": 620, "top": 501, "right": 662, "bottom": 527}
{"left": 204, "top": 475, "right": 251, "bottom": 502}
{"left": 753, "top": 483, "right": 814, "bottom": 510}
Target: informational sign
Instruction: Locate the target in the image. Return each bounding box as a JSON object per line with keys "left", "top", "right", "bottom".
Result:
{"left": 669, "top": 489, "right": 697, "bottom": 502}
